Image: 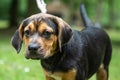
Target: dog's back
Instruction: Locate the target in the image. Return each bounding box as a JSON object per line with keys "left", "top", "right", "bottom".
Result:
{"left": 80, "top": 27, "right": 112, "bottom": 78}
{"left": 41, "top": 4, "right": 112, "bottom": 79}
{"left": 77, "top": 4, "right": 112, "bottom": 79}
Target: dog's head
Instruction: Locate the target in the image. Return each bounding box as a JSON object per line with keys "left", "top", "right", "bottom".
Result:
{"left": 11, "top": 13, "right": 73, "bottom": 59}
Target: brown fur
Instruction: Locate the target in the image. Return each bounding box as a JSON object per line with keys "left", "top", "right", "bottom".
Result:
{"left": 21, "top": 21, "right": 58, "bottom": 59}
{"left": 96, "top": 64, "right": 107, "bottom": 80}
{"left": 43, "top": 68, "right": 76, "bottom": 80}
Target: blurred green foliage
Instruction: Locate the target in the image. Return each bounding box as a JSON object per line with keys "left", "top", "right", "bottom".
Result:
{"left": 0, "top": 0, "right": 11, "bottom": 19}
{"left": 0, "top": 0, "right": 120, "bottom": 29}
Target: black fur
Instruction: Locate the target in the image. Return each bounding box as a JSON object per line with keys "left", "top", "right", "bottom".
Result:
{"left": 80, "top": 4, "right": 93, "bottom": 27}
{"left": 11, "top": 4, "right": 112, "bottom": 80}
{"left": 41, "top": 27, "right": 112, "bottom": 79}
{"left": 41, "top": 4, "right": 112, "bottom": 80}
{"left": 11, "top": 30, "right": 22, "bottom": 53}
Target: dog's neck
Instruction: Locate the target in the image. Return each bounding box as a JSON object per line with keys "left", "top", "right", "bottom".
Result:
{"left": 41, "top": 45, "right": 67, "bottom": 73}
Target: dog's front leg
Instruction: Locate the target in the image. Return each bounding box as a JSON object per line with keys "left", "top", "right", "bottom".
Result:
{"left": 45, "top": 75, "right": 55, "bottom": 80}
{"left": 61, "top": 69, "right": 76, "bottom": 80}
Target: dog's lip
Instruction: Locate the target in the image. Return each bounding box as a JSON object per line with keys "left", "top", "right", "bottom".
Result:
{"left": 25, "top": 55, "right": 42, "bottom": 60}
{"left": 25, "top": 53, "right": 44, "bottom": 60}
{"left": 26, "top": 57, "right": 39, "bottom": 60}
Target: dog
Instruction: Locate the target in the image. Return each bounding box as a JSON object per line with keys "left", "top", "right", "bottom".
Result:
{"left": 11, "top": 4, "right": 112, "bottom": 80}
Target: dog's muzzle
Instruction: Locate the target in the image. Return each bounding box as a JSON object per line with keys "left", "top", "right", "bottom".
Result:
{"left": 25, "top": 43, "right": 45, "bottom": 60}
{"left": 28, "top": 43, "right": 40, "bottom": 52}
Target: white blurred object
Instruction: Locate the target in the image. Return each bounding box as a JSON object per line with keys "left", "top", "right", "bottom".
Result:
{"left": 24, "top": 67, "right": 30, "bottom": 73}
{"left": 0, "top": 60, "right": 4, "bottom": 65}
{"left": 36, "top": 0, "right": 47, "bottom": 13}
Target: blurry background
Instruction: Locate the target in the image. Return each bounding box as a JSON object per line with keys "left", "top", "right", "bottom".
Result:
{"left": 0, "top": 0, "right": 120, "bottom": 80}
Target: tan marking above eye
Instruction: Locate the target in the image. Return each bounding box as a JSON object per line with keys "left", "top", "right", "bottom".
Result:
{"left": 24, "top": 22, "right": 36, "bottom": 33}
{"left": 38, "top": 22, "right": 53, "bottom": 34}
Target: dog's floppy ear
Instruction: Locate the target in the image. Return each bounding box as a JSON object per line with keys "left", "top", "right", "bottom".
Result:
{"left": 11, "top": 17, "right": 34, "bottom": 53}
{"left": 11, "top": 23, "right": 23, "bottom": 53}
{"left": 51, "top": 17, "right": 73, "bottom": 51}
{"left": 11, "top": 30, "right": 23, "bottom": 53}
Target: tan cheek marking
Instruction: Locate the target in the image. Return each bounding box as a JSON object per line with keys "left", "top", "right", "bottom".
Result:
{"left": 42, "top": 35, "right": 58, "bottom": 57}
{"left": 38, "top": 22, "right": 56, "bottom": 57}
{"left": 23, "top": 36, "right": 32, "bottom": 47}
{"left": 50, "top": 35, "right": 58, "bottom": 54}
{"left": 41, "top": 38, "right": 53, "bottom": 56}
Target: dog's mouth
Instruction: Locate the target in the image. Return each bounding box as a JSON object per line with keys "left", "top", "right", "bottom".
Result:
{"left": 25, "top": 53, "right": 44, "bottom": 60}
{"left": 25, "top": 50, "right": 45, "bottom": 60}
{"left": 25, "top": 49, "right": 51, "bottom": 60}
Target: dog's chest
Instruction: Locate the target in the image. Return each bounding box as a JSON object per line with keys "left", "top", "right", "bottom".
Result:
{"left": 45, "top": 71, "right": 63, "bottom": 80}
{"left": 43, "top": 69, "right": 76, "bottom": 80}
{"left": 50, "top": 74, "right": 62, "bottom": 80}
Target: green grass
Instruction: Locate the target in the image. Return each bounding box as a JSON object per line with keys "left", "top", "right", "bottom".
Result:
{"left": 0, "top": 29, "right": 120, "bottom": 80}
{"left": 106, "top": 30, "right": 120, "bottom": 80}
{"left": 0, "top": 20, "right": 9, "bottom": 29}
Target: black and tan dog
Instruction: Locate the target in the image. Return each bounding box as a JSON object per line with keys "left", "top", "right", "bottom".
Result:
{"left": 11, "top": 4, "right": 112, "bottom": 80}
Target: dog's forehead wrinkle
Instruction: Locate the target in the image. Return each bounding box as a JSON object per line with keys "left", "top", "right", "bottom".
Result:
{"left": 23, "top": 18, "right": 34, "bottom": 27}
{"left": 25, "top": 19, "right": 40, "bottom": 32}
{"left": 40, "top": 18, "right": 57, "bottom": 34}
{"left": 23, "top": 14, "right": 58, "bottom": 31}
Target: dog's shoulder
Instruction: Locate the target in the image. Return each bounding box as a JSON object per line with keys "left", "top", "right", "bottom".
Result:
{"left": 67, "top": 30, "right": 88, "bottom": 49}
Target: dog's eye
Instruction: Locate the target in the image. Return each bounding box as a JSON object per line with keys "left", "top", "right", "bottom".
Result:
{"left": 24, "top": 30, "right": 31, "bottom": 37}
{"left": 43, "top": 31, "right": 53, "bottom": 38}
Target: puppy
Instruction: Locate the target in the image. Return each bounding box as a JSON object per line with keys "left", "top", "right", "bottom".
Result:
{"left": 11, "top": 4, "right": 112, "bottom": 80}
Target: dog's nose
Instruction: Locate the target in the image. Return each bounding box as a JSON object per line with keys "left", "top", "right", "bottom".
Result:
{"left": 28, "top": 43, "right": 40, "bottom": 51}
